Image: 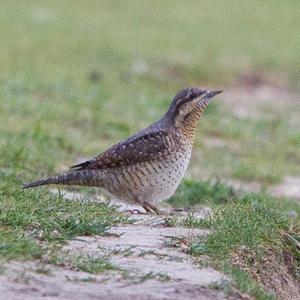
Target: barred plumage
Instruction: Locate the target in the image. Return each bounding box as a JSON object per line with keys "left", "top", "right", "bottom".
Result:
{"left": 23, "top": 87, "right": 222, "bottom": 213}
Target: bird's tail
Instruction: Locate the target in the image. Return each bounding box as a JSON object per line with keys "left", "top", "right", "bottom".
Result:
{"left": 22, "top": 170, "right": 100, "bottom": 189}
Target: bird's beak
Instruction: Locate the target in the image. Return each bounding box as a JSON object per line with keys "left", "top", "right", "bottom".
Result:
{"left": 195, "top": 89, "right": 222, "bottom": 109}
{"left": 203, "top": 90, "right": 223, "bottom": 100}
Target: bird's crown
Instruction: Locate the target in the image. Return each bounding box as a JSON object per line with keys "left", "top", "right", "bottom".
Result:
{"left": 165, "top": 87, "right": 222, "bottom": 124}
{"left": 173, "top": 87, "right": 206, "bottom": 103}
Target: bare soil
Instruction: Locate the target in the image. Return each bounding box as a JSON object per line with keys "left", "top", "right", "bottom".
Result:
{"left": 231, "top": 248, "right": 300, "bottom": 300}
{"left": 221, "top": 81, "right": 300, "bottom": 121}
{"left": 0, "top": 195, "right": 233, "bottom": 300}
{"left": 1, "top": 83, "right": 299, "bottom": 299}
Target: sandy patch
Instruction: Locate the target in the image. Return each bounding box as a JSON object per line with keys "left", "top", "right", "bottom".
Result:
{"left": 0, "top": 192, "right": 233, "bottom": 300}
{"left": 269, "top": 176, "right": 300, "bottom": 200}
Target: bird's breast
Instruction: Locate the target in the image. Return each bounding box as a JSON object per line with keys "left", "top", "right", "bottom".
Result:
{"left": 102, "top": 143, "right": 193, "bottom": 205}
{"left": 129, "top": 145, "right": 192, "bottom": 204}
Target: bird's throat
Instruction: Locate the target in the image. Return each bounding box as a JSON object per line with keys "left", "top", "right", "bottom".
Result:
{"left": 179, "top": 108, "right": 204, "bottom": 140}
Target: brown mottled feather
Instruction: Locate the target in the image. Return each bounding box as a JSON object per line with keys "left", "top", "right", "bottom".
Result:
{"left": 71, "top": 125, "right": 179, "bottom": 170}
{"left": 23, "top": 87, "right": 222, "bottom": 213}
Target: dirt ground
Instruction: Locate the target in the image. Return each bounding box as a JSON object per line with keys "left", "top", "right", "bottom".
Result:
{"left": 1, "top": 179, "right": 299, "bottom": 299}
{"left": 1, "top": 84, "right": 299, "bottom": 299}
{"left": 1, "top": 197, "right": 233, "bottom": 300}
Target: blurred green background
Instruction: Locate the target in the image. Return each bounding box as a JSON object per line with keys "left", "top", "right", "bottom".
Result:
{"left": 1, "top": 3, "right": 300, "bottom": 296}
{"left": 1, "top": 0, "right": 300, "bottom": 186}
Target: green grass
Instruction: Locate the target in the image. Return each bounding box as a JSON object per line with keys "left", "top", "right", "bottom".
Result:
{"left": 194, "top": 106, "right": 300, "bottom": 184}
{"left": 1, "top": 1, "right": 300, "bottom": 85}
{"left": 168, "top": 179, "right": 235, "bottom": 208}
{"left": 0, "top": 1, "right": 299, "bottom": 188}
{"left": 165, "top": 213, "right": 211, "bottom": 229}
{"left": 72, "top": 255, "right": 118, "bottom": 274}
{"left": 166, "top": 179, "right": 300, "bottom": 298}
{"left": 62, "top": 253, "right": 170, "bottom": 282}
{"left": 191, "top": 196, "right": 298, "bottom": 257}
{"left": 0, "top": 172, "right": 128, "bottom": 261}
{"left": 134, "top": 271, "right": 171, "bottom": 283}
{"left": 0, "top": 231, "right": 42, "bottom": 261}
{"left": 0, "top": 2, "right": 300, "bottom": 297}
{"left": 41, "top": 251, "right": 119, "bottom": 275}
{"left": 188, "top": 193, "right": 300, "bottom": 299}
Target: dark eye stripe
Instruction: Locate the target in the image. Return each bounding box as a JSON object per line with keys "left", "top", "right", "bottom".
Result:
{"left": 176, "top": 96, "right": 193, "bottom": 107}
{"left": 167, "top": 87, "right": 207, "bottom": 121}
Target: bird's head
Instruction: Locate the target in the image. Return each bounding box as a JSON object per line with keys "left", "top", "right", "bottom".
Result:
{"left": 166, "top": 87, "right": 222, "bottom": 127}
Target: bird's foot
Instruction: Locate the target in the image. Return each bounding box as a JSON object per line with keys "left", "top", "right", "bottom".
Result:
{"left": 142, "top": 204, "right": 161, "bottom": 215}
{"left": 134, "top": 197, "right": 161, "bottom": 215}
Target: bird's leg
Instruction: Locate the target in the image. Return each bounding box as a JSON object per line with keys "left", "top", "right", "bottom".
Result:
{"left": 135, "top": 197, "right": 161, "bottom": 214}
{"left": 142, "top": 205, "right": 153, "bottom": 213}
{"left": 143, "top": 202, "right": 161, "bottom": 214}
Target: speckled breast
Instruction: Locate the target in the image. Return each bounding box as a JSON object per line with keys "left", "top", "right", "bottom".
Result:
{"left": 103, "top": 145, "right": 193, "bottom": 205}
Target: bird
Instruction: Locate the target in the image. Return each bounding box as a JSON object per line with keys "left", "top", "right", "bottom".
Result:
{"left": 23, "top": 87, "right": 222, "bottom": 213}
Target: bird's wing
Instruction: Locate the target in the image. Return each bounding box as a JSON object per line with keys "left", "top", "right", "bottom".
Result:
{"left": 70, "top": 129, "right": 176, "bottom": 170}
